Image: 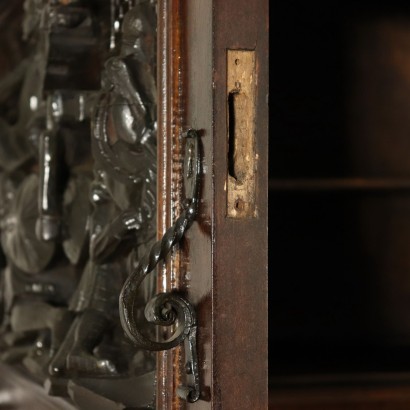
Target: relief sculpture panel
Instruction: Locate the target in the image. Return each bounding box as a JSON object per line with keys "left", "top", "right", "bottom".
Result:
{"left": 0, "top": 1, "right": 159, "bottom": 408}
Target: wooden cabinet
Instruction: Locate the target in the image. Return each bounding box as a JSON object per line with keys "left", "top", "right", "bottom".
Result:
{"left": 0, "top": 1, "right": 269, "bottom": 408}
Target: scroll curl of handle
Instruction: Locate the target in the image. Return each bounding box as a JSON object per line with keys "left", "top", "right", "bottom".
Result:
{"left": 119, "top": 129, "right": 201, "bottom": 351}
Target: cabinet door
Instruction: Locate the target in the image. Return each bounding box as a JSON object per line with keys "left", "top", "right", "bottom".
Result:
{"left": 156, "top": 1, "right": 269, "bottom": 408}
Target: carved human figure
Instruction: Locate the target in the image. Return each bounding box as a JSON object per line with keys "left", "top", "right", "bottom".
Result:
{"left": 0, "top": 0, "right": 97, "bottom": 376}
{"left": 0, "top": 173, "right": 78, "bottom": 374}
{"left": 49, "top": 2, "right": 157, "bottom": 377}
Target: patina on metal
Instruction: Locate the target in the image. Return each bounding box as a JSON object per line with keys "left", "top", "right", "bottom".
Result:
{"left": 119, "top": 129, "right": 201, "bottom": 403}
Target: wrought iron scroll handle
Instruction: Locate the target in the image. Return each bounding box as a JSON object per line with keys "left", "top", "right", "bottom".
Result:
{"left": 119, "top": 129, "right": 201, "bottom": 403}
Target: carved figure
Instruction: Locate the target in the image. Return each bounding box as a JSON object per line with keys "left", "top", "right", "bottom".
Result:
{"left": 0, "top": 1, "right": 158, "bottom": 407}
{"left": 49, "top": 0, "right": 157, "bottom": 380}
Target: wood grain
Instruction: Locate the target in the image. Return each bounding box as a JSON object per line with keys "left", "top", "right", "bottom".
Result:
{"left": 157, "top": 0, "right": 268, "bottom": 408}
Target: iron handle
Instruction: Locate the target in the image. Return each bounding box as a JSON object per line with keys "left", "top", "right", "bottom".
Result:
{"left": 119, "top": 129, "right": 201, "bottom": 403}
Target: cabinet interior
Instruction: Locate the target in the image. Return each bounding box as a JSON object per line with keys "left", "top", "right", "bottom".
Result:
{"left": 269, "top": 0, "right": 410, "bottom": 388}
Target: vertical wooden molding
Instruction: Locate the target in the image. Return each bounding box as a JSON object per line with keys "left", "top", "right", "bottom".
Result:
{"left": 157, "top": 0, "right": 186, "bottom": 408}
{"left": 156, "top": 1, "right": 170, "bottom": 406}
{"left": 212, "top": 0, "right": 268, "bottom": 408}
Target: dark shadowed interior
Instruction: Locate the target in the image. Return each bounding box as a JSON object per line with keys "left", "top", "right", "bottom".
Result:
{"left": 269, "top": 0, "right": 410, "bottom": 382}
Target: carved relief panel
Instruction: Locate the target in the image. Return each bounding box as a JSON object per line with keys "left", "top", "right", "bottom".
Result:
{"left": 0, "top": 1, "right": 269, "bottom": 409}
{"left": 0, "top": 1, "right": 160, "bottom": 408}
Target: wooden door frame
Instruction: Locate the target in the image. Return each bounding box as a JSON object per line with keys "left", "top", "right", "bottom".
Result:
{"left": 157, "top": 1, "right": 269, "bottom": 408}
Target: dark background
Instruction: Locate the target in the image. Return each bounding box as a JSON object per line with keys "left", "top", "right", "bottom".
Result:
{"left": 269, "top": 0, "right": 410, "bottom": 378}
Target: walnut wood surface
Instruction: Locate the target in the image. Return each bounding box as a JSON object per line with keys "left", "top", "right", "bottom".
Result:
{"left": 157, "top": 0, "right": 185, "bottom": 408}
{"left": 212, "top": 0, "right": 269, "bottom": 408}
{"left": 269, "top": 385, "right": 410, "bottom": 410}
{"left": 157, "top": 0, "right": 269, "bottom": 408}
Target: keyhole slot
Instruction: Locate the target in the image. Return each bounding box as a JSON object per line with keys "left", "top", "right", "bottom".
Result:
{"left": 228, "top": 90, "right": 238, "bottom": 181}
